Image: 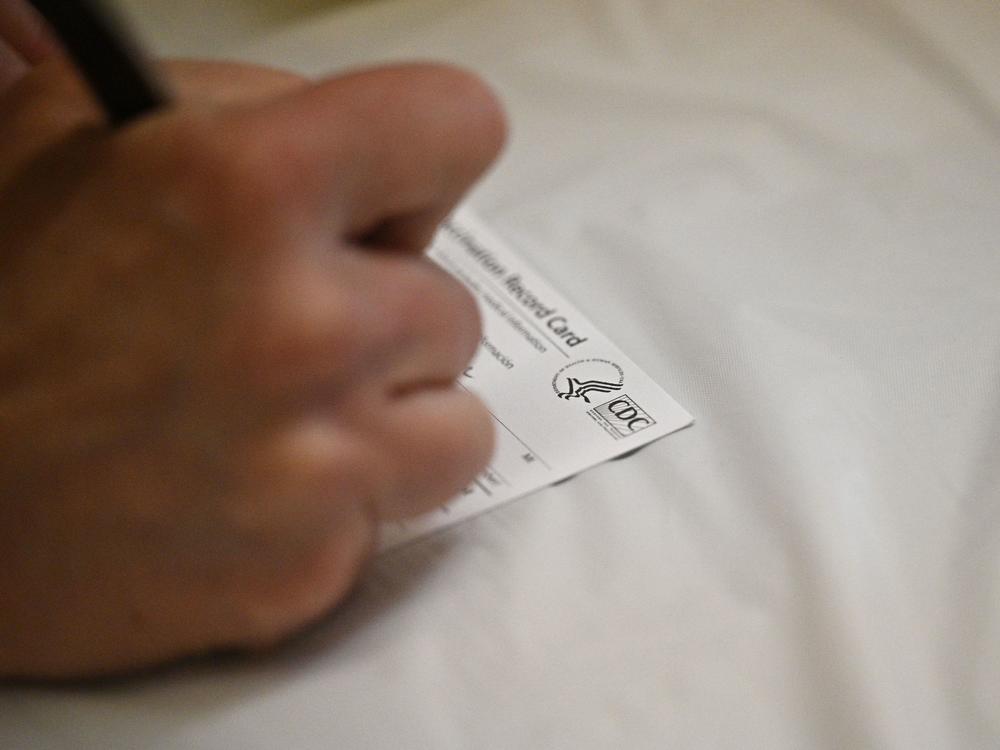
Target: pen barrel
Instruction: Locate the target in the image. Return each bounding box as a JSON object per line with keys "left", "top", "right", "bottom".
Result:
{"left": 28, "top": 0, "right": 168, "bottom": 125}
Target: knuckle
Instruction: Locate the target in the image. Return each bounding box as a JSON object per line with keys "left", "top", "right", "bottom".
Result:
{"left": 431, "top": 269, "right": 484, "bottom": 367}
{"left": 454, "top": 391, "right": 496, "bottom": 469}
{"left": 410, "top": 64, "right": 508, "bottom": 161}
{"left": 224, "top": 432, "right": 381, "bottom": 646}
{"left": 391, "top": 391, "right": 495, "bottom": 516}
{"left": 241, "top": 277, "right": 366, "bottom": 393}
{"left": 197, "top": 239, "right": 374, "bottom": 395}
{"left": 231, "top": 529, "right": 370, "bottom": 650}
{"left": 447, "top": 271, "right": 484, "bottom": 347}
{"left": 388, "top": 261, "right": 482, "bottom": 359}
{"left": 395, "top": 271, "right": 444, "bottom": 326}
{"left": 158, "top": 115, "right": 293, "bottom": 229}
{"left": 162, "top": 115, "right": 233, "bottom": 178}
{"left": 411, "top": 63, "right": 506, "bottom": 126}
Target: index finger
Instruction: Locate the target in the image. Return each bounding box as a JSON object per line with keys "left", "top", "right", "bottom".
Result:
{"left": 235, "top": 63, "right": 507, "bottom": 252}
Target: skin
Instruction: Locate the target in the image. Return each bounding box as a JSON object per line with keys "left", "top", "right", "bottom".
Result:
{"left": 0, "top": 2, "right": 505, "bottom": 679}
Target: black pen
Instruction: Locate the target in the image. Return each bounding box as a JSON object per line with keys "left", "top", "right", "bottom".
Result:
{"left": 27, "top": 0, "right": 167, "bottom": 126}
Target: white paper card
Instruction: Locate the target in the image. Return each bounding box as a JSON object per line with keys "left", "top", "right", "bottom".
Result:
{"left": 379, "top": 211, "right": 693, "bottom": 550}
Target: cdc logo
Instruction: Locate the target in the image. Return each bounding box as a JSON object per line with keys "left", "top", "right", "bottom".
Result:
{"left": 588, "top": 395, "right": 656, "bottom": 439}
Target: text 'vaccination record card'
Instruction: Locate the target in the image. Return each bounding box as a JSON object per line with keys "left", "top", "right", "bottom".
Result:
{"left": 379, "top": 210, "right": 693, "bottom": 550}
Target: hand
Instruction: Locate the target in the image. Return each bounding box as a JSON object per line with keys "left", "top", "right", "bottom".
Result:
{"left": 0, "top": 56, "right": 505, "bottom": 679}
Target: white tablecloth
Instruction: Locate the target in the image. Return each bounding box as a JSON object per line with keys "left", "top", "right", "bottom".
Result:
{"left": 3, "top": 1, "right": 999, "bottom": 747}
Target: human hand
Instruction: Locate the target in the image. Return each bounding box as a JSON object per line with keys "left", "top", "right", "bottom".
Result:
{"left": 0, "top": 56, "right": 504, "bottom": 679}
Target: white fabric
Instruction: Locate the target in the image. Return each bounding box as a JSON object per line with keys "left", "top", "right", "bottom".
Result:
{"left": 3, "top": 1, "right": 999, "bottom": 747}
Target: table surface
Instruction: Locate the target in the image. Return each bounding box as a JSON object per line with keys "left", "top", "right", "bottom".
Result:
{"left": 4, "top": 1, "right": 1000, "bottom": 748}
